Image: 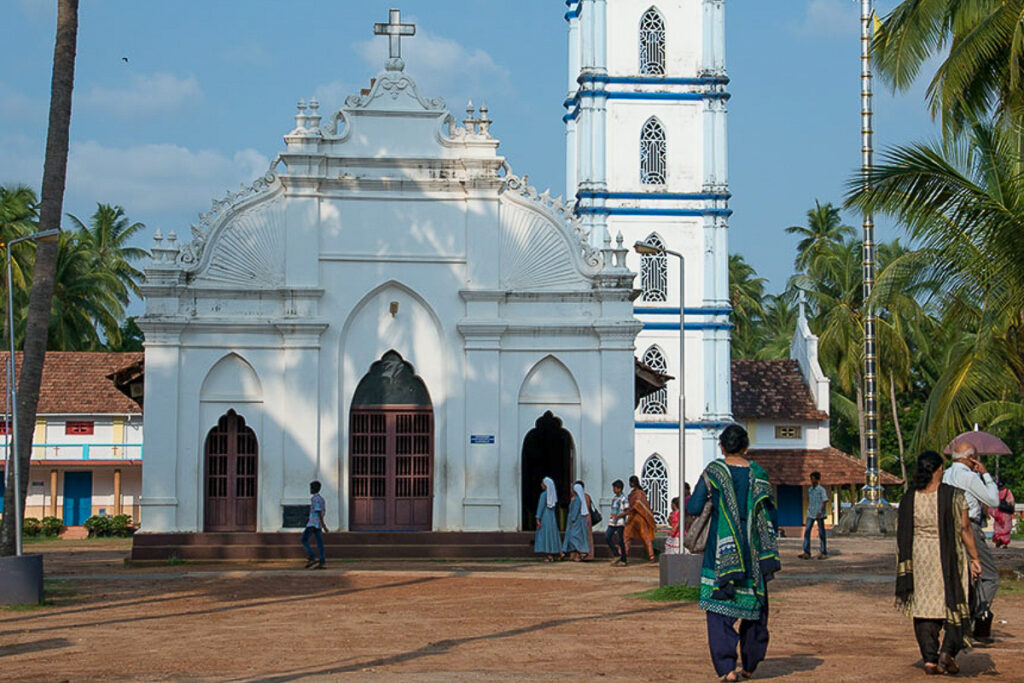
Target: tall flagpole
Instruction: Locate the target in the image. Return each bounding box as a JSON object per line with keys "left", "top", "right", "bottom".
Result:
{"left": 860, "top": 0, "right": 882, "bottom": 505}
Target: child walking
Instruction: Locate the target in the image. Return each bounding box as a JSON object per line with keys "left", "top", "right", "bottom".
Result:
{"left": 606, "top": 479, "right": 629, "bottom": 566}
{"left": 301, "top": 480, "right": 328, "bottom": 569}
{"left": 664, "top": 496, "right": 681, "bottom": 554}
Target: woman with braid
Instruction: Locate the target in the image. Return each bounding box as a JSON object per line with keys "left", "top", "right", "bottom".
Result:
{"left": 686, "top": 424, "right": 780, "bottom": 681}
{"left": 896, "top": 451, "right": 982, "bottom": 675}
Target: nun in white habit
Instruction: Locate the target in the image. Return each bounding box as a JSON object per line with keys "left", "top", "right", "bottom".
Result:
{"left": 561, "top": 482, "right": 591, "bottom": 561}
{"left": 534, "top": 477, "right": 561, "bottom": 561}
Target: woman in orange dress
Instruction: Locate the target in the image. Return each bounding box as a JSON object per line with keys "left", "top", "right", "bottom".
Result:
{"left": 624, "top": 475, "right": 656, "bottom": 561}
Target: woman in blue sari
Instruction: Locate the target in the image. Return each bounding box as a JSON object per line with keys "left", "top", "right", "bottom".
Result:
{"left": 686, "top": 424, "right": 780, "bottom": 681}
{"left": 561, "top": 482, "right": 590, "bottom": 561}
{"left": 534, "top": 477, "right": 561, "bottom": 561}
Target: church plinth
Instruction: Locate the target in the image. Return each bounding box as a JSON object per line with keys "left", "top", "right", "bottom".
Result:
{"left": 834, "top": 503, "right": 898, "bottom": 536}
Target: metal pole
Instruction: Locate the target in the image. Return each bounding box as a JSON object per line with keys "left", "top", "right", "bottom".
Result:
{"left": 676, "top": 251, "right": 686, "bottom": 548}
{"left": 860, "top": 0, "right": 881, "bottom": 505}
{"left": 7, "top": 241, "right": 21, "bottom": 556}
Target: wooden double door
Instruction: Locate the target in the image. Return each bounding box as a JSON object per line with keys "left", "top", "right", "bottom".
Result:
{"left": 204, "top": 410, "right": 258, "bottom": 532}
{"left": 349, "top": 407, "right": 433, "bottom": 531}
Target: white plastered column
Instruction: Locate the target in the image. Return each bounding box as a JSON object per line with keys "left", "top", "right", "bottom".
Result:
{"left": 138, "top": 326, "right": 182, "bottom": 531}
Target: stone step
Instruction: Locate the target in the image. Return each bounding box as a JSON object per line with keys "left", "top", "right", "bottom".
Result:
{"left": 61, "top": 526, "right": 89, "bottom": 540}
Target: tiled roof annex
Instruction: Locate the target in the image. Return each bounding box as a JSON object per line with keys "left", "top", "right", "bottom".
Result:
{"left": 0, "top": 352, "right": 143, "bottom": 415}
{"left": 731, "top": 359, "right": 828, "bottom": 422}
{"left": 748, "top": 447, "right": 903, "bottom": 486}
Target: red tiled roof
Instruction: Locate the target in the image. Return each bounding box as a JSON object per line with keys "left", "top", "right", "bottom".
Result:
{"left": 731, "top": 359, "right": 828, "bottom": 421}
{"left": 748, "top": 447, "right": 903, "bottom": 486}
{"left": 0, "top": 352, "right": 143, "bottom": 415}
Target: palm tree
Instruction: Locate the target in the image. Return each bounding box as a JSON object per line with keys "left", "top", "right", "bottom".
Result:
{"left": 66, "top": 204, "right": 147, "bottom": 302}
{"left": 2, "top": 0, "right": 79, "bottom": 557}
{"left": 729, "top": 254, "right": 767, "bottom": 359}
{"left": 0, "top": 185, "right": 39, "bottom": 291}
{"left": 754, "top": 293, "right": 798, "bottom": 361}
{"left": 48, "top": 232, "right": 125, "bottom": 350}
{"left": 873, "top": 0, "right": 1024, "bottom": 131}
{"left": 848, "top": 119, "right": 1024, "bottom": 451}
{"left": 784, "top": 200, "right": 855, "bottom": 272}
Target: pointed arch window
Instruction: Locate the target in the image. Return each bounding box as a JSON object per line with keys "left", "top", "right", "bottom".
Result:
{"left": 639, "top": 345, "right": 668, "bottom": 415}
{"left": 641, "top": 454, "right": 670, "bottom": 524}
{"left": 640, "top": 117, "right": 666, "bottom": 185}
{"left": 639, "top": 8, "right": 666, "bottom": 75}
{"left": 640, "top": 232, "right": 667, "bottom": 302}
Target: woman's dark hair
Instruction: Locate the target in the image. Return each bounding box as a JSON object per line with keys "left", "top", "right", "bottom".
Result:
{"left": 719, "top": 424, "right": 749, "bottom": 455}
{"left": 671, "top": 496, "right": 679, "bottom": 509}
{"left": 629, "top": 475, "right": 641, "bottom": 488}
{"left": 574, "top": 479, "right": 585, "bottom": 488}
{"left": 914, "top": 451, "right": 944, "bottom": 491}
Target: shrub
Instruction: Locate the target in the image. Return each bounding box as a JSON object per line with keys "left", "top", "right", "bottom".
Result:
{"left": 83, "top": 515, "right": 113, "bottom": 537}
{"left": 40, "top": 516, "right": 63, "bottom": 537}
{"left": 22, "top": 517, "right": 42, "bottom": 537}
{"left": 109, "top": 514, "right": 134, "bottom": 537}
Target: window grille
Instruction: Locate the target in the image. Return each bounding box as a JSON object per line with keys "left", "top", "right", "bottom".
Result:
{"left": 640, "top": 233, "right": 667, "bottom": 302}
{"left": 639, "top": 345, "right": 668, "bottom": 415}
{"left": 639, "top": 8, "right": 666, "bottom": 75}
{"left": 641, "top": 454, "right": 670, "bottom": 525}
{"left": 640, "top": 117, "right": 666, "bottom": 184}
{"left": 65, "top": 421, "right": 94, "bottom": 435}
{"left": 775, "top": 425, "right": 802, "bottom": 439}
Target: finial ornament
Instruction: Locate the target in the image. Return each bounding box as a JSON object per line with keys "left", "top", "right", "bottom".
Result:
{"left": 797, "top": 289, "right": 808, "bottom": 321}
{"left": 374, "top": 8, "right": 416, "bottom": 70}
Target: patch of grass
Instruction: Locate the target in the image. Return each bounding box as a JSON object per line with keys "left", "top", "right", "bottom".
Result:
{"left": 632, "top": 584, "right": 700, "bottom": 602}
{"left": 998, "top": 580, "right": 1024, "bottom": 595}
{"left": 165, "top": 554, "right": 191, "bottom": 566}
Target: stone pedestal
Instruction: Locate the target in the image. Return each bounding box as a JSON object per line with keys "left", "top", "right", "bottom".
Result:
{"left": 0, "top": 554, "right": 44, "bottom": 605}
{"left": 834, "top": 503, "right": 899, "bottom": 536}
{"left": 659, "top": 552, "right": 702, "bottom": 587}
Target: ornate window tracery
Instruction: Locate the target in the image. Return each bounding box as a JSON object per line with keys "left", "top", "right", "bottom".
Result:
{"left": 641, "top": 454, "right": 670, "bottom": 525}
{"left": 639, "top": 345, "right": 668, "bottom": 415}
{"left": 640, "top": 233, "right": 667, "bottom": 303}
{"left": 640, "top": 117, "right": 667, "bottom": 185}
{"left": 639, "top": 8, "right": 666, "bottom": 75}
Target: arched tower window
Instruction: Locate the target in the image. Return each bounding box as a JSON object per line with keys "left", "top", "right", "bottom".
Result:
{"left": 641, "top": 454, "right": 670, "bottom": 524}
{"left": 640, "top": 233, "right": 667, "bottom": 302}
{"left": 640, "top": 117, "right": 666, "bottom": 185}
{"left": 639, "top": 345, "right": 668, "bottom": 415}
{"left": 639, "top": 8, "right": 666, "bottom": 75}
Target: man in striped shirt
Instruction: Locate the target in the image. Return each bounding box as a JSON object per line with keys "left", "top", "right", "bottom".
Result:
{"left": 799, "top": 471, "right": 828, "bottom": 560}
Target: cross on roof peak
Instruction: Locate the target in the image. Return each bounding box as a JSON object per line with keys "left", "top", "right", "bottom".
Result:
{"left": 374, "top": 8, "right": 416, "bottom": 61}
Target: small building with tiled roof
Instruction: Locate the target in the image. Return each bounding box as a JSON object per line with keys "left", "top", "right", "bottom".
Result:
{"left": 730, "top": 300, "right": 900, "bottom": 531}
{"left": 0, "top": 352, "right": 143, "bottom": 528}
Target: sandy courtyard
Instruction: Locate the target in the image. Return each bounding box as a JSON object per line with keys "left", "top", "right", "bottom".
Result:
{"left": 2, "top": 537, "right": 1023, "bottom": 681}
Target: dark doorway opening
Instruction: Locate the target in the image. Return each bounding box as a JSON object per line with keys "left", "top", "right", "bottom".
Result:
{"left": 520, "top": 410, "right": 574, "bottom": 531}
{"left": 349, "top": 351, "right": 434, "bottom": 531}
{"left": 204, "top": 410, "right": 258, "bottom": 532}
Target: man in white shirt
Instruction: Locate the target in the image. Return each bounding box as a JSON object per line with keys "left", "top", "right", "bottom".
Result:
{"left": 942, "top": 441, "right": 999, "bottom": 641}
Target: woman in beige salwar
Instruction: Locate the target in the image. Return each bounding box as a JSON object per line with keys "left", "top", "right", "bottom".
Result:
{"left": 896, "top": 451, "right": 982, "bottom": 675}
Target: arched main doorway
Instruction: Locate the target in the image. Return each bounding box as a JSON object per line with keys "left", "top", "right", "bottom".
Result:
{"left": 349, "top": 351, "right": 433, "bottom": 531}
{"left": 204, "top": 410, "right": 258, "bottom": 532}
{"left": 520, "top": 411, "right": 574, "bottom": 531}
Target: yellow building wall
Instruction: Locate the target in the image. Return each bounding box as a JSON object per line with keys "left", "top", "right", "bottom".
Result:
{"left": 33, "top": 417, "right": 45, "bottom": 457}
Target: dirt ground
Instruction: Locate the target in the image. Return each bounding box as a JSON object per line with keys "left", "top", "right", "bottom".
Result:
{"left": 2, "top": 537, "right": 1024, "bottom": 681}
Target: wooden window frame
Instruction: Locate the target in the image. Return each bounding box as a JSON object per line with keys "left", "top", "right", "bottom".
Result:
{"left": 65, "top": 421, "right": 95, "bottom": 436}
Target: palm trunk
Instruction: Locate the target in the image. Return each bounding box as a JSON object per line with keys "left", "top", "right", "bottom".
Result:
{"left": 856, "top": 383, "right": 866, "bottom": 462}
{"left": 0, "top": 0, "right": 78, "bottom": 556}
{"left": 889, "top": 375, "right": 907, "bottom": 493}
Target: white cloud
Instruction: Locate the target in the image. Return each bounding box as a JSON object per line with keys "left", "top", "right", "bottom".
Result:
{"left": 793, "top": 0, "right": 860, "bottom": 38}
{"left": 64, "top": 141, "right": 270, "bottom": 215}
{"left": 0, "top": 83, "right": 45, "bottom": 124}
{"left": 15, "top": 0, "right": 54, "bottom": 22}
{"left": 345, "top": 27, "right": 511, "bottom": 111}
{"left": 221, "top": 41, "right": 273, "bottom": 67}
{"left": 79, "top": 72, "right": 202, "bottom": 119}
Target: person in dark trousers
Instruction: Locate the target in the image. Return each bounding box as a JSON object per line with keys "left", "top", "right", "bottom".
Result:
{"left": 799, "top": 472, "right": 828, "bottom": 559}
{"left": 301, "top": 480, "right": 328, "bottom": 569}
{"left": 606, "top": 479, "right": 629, "bottom": 566}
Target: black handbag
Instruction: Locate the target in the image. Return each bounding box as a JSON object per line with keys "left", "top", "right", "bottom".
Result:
{"left": 998, "top": 498, "right": 1014, "bottom": 514}
{"left": 589, "top": 501, "right": 602, "bottom": 526}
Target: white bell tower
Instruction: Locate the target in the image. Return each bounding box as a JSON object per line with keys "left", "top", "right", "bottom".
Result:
{"left": 565, "top": 0, "right": 731, "bottom": 524}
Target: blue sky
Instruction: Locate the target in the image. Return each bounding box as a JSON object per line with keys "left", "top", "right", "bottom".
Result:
{"left": 1, "top": 0, "right": 936, "bottom": 293}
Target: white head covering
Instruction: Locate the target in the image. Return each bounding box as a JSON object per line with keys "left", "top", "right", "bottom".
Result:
{"left": 574, "top": 483, "right": 589, "bottom": 515}
{"left": 542, "top": 477, "right": 557, "bottom": 508}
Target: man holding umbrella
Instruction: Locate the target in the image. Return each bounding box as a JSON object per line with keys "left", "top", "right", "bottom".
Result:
{"left": 943, "top": 440, "right": 1000, "bottom": 642}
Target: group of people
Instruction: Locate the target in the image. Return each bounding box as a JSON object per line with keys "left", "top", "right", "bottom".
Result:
{"left": 533, "top": 475, "right": 661, "bottom": 564}
{"left": 898, "top": 441, "right": 1015, "bottom": 675}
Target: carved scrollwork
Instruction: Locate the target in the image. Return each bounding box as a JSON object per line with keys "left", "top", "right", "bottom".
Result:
{"left": 345, "top": 71, "right": 446, "bottom": 111}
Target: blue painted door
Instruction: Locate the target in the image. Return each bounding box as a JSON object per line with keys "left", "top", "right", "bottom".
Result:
{"left": 777, "top": 484, "right": 804, "bottom": 527}
{"left": 63, "top": 471, "right": 92, "bottom": 526}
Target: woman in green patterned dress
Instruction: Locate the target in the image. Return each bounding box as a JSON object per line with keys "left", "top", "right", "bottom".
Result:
{"left": 686, "top": 424, "right": 780, "bottom": 681}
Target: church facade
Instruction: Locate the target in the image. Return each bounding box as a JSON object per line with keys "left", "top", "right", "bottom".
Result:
{"left": 565, "top": 0, "right": 731, "bottom": 524}
{"left": 136, "top": 11, "right": 642, "bottom": 533}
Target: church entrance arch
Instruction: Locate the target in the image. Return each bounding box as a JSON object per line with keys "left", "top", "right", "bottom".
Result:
{"left": 520, "top": 411, "right": 574, "bottom": 531}
{"left": 349, "top": 351, "right": 433, "bottom": 531}
{"left": 203, "top": 410, "right": 258, "bottom": 532}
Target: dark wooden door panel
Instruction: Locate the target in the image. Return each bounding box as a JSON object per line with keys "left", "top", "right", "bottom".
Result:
{"left": 204, "top": 411, "right": 258, "bottom": 532}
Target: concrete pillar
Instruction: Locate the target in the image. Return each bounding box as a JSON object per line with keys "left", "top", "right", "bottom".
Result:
{"left": 114, "top": 469, "right": 122, "bottom": 516}
{"left": 49, "top": 469, "right": 57, "bottom": 518}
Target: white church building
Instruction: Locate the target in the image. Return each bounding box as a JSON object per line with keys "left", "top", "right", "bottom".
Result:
{"left": 137, "top": 2, "right": 728, "bottom": 534}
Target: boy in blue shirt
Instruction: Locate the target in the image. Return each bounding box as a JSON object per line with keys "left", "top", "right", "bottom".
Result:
{"left": 302, "top": 480, "right": 328, "bottom": 569}
{"left": 799, "top": 471, "right": 828, "bottom": 559}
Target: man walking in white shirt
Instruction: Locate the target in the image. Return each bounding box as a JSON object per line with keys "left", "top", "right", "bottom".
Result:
{"left": 942, "top": 441, "right": 1000, "bottom": 641}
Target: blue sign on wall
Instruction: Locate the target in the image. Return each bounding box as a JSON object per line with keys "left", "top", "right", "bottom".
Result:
{"left": 470, "top": 434, "right": 495, "bottom": 445}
